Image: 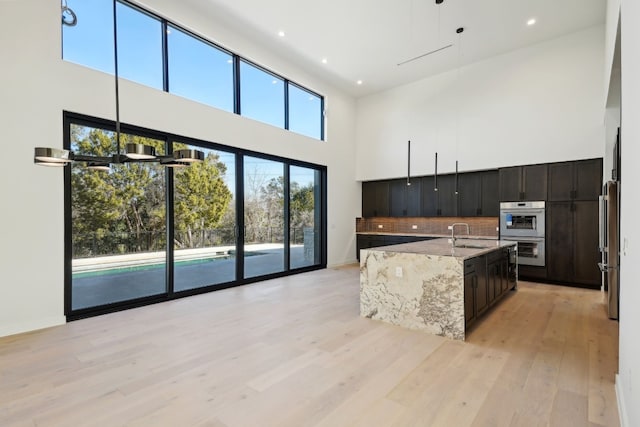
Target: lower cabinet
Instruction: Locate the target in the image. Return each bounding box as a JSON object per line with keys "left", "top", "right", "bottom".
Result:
{"left": 464, "top": 256, "right": 488, "bottom": 328}
{"left": 356, "top": 235, "right": 434, "bottom": 261}
{"left": 465, "top": 249, "right": 515, "bottom": 329}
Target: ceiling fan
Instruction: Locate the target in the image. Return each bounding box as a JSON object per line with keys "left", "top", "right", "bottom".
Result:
{"left": 397, "top": 0, "right": 451, "bottom": 67}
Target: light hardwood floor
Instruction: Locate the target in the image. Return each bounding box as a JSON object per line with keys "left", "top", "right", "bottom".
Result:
{"left": 0, "top": 266, "right": 619, "bottom": 426}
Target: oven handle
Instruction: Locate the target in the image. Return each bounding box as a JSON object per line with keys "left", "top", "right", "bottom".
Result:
{"left": 500, "top": 236, "right": 545, "bottom": 242}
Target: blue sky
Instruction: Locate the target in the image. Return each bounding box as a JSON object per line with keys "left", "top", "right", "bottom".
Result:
{"left": 62, "top": 0, "right": 322, "bottom": 140}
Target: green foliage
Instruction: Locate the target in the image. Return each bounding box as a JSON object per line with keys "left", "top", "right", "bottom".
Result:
{"left": 71, "top": 126, "right": 232, "bottom": 257}
{"left": 174, "top": 152, "right": 232, "bottom": 248}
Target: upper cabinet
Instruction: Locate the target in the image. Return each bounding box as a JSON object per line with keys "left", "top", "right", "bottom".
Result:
{"left": 459, "top": 170, "right": 499, "bottom": 217}
{"left": 362, "top": 181, "right": 389, "bottom": 217}
{"left": 499, "top": 164, "right": 548, "bottom": 202}
{"left": 389, "top": 178, "right": 422, "bottom": 217}
{"left": 548, "top": 158, "right": 602, "bottom": 202}
{"left": 436, "top": 174, "right": 458, "bottom": 216}
{"left": 361, "top": 159, "right": 600, "bottom": 218}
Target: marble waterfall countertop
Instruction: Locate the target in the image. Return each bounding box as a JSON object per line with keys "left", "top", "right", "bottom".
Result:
{"left": 360, "top": 238, "right": 516, "bottom": 340}
{"left": 356, "top": 231, "right": 499, "bottom": 240}
{"left": 366, "top": 238, "right": 516, "bottom": 259}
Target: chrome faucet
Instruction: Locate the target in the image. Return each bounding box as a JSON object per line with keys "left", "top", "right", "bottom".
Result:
{"left": 451, "top": 223, "right": 470, "bottom": 247}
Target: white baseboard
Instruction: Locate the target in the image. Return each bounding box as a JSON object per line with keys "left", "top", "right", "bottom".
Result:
{"left": 0, "top": 316, "right": 66, "bottom": 338}
{"left": 616, "top": 374, "right": 629, "bottom": 427}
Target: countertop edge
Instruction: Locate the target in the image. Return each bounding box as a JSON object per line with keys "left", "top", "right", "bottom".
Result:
{"left": 356, "top": 231, "right": 498, "bottom": 240}
{"left": 360, "top": 238, "right": 516, "bottom": 260}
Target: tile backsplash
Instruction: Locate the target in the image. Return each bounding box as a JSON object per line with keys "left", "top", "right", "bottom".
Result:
{"left": 356, "top": 217, "right": 499, "bottom": 237}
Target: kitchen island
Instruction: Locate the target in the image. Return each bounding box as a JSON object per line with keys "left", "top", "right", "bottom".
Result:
{"left": 360, "top": 238, "right": 517, "bottom": 340}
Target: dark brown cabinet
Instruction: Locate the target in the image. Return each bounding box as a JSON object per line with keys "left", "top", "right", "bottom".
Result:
{"left": 487, "top": 249, "right": 509, "bottom": 305}
{"left": 389, "top": 178, "right": 422, "bottom": 217}
{"left": 458, "top": 170, "right": 499, "bottom": 217}
{"left": 363, "top": 169, "right": 499, "bottom": 218}
{"left": 437, "top": 174, "right": 458, "bottom": 216}
{"left": 362, "top": 181, "right": 389, "bottom": 217}
{"left": 420, "top": 174, "right": 457, "bottom": 216}
{"left": 547, "top": 201, "right": 600, "bottom": 287}
{"left": 464, "top": 256, "right": 488, "bottom": 328}
{"left": 458, "top": 173, "right": 482, "bottom": 216}
{"left": 548, "top": 158, "right": 602, "bottom": 202}
{"left": 421, "top": 176, "right": 438, "bottom": 216}
{"left": 499, "top": 164, "right": 548, "bottom": 201}
{"left": 481, "top": 171, "right": 500, "bottom": 217}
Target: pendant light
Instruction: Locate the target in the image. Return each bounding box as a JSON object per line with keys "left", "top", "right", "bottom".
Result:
{"left": 454, "top": 27, "right": 464, "bottom": 196}
{"left": 34, "top": 0, "right": 204, "bottom": 169}
{"left": 407, "top": 140, "right": 412, "bottom": 186}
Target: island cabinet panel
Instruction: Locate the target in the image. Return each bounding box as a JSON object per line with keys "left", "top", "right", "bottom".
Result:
{"left": 499, "top": 164, "right": 547, "bottom": 202}
{"left": 464, "top": 270, "right": 476, "bottom": 327}
{"left": 487, "top": 250, "right": 505, "bottom": 305}
{"left": 464, "top": 256, "right": 489, "bottom": 328}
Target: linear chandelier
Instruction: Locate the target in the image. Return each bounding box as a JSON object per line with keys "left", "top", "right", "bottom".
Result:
{"left": 35, "top": 0, "right": 204, "bottom": 170}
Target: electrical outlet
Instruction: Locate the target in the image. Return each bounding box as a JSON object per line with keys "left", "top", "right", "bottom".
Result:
{"left": 377, "top": 224, "right": 383, "bottom": 229}
{"left": 412, "top": 225, "right": 418, "bottom": 230}
{"left": 447, "top": 238, "right": 452, "bottom": 244}
{"left": 447, "top": 225, "right": 453, "bottom": 230}
{"left": 395, "top": 267, "right": 403, "bottom": 278}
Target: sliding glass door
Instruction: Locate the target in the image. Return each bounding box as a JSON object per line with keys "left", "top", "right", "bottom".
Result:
{"left": 65, "top": 113, "right": 326, "bottom": 319}
{"left": 70, "top": 124, "right": 167, "bottom": 310}
{"left": 289, "top": 166, "right": 321, "bottom": 269}
{"left": 173, "top": 143, "right": 237, "bottom": 291}
{"left": 243, "top": 156, "right": 285, "bottom": 278}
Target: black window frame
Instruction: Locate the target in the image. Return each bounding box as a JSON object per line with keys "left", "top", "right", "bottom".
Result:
{"left": 63, "top": 111, "right": 327, "bottom": 321}
{"left": 61, "top": 0, "right": 325, "bottom": 141}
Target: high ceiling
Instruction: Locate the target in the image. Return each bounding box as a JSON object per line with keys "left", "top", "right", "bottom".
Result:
{"left": 194, "top": 0, "right": 606, "bottom": 97}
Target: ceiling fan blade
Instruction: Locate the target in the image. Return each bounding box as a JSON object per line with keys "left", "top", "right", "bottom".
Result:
{"left": 397, "top": 44, "right": 453, "bottom": 66}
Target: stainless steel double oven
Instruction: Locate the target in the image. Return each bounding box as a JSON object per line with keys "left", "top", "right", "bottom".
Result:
{"left": 499, "top": 201, "right": 546, "bottom": 267}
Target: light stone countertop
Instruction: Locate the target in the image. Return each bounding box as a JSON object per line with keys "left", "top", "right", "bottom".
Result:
{"left": 363, "top": 237, "right": 516, "bottom": 260}
{"left": 356, "top": 232, "right": 498, "bottom": 240}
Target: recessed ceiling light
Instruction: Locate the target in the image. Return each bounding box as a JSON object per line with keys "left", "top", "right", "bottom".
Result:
{"left": 321, "top": 58, "right": 328, "bottom": 64}
{"left": 527, "top": 18, "right": 536, "bottom": 26}
{"left": 357, "top": 80, "right": 363, "bottom": 85}
{"left": 278, "top": 30, "right": 285, "bottom": 37}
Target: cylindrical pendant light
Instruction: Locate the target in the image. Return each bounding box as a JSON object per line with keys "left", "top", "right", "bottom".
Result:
{"left": 455, "top": 160, "right": 459, "bottom": 195}
{"left": 434, "top": 152, "right": 438, "bottom": 191}
{"left": 407, "top": 140, "right": 411, "bottom": 186}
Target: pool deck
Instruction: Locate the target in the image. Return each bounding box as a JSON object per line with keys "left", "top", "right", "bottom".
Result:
{"left": 72, "top": 243, "right": 291, "bottom": 273}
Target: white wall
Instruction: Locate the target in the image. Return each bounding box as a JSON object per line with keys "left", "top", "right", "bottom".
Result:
{"left": 0, "top": 0, "right": 358, "bottom": 337}
{"left": 617, "top": 0, "right": 640, "bottom": 425}
{"left": 355, "top": 26, "right": 605, "bottom": 182}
